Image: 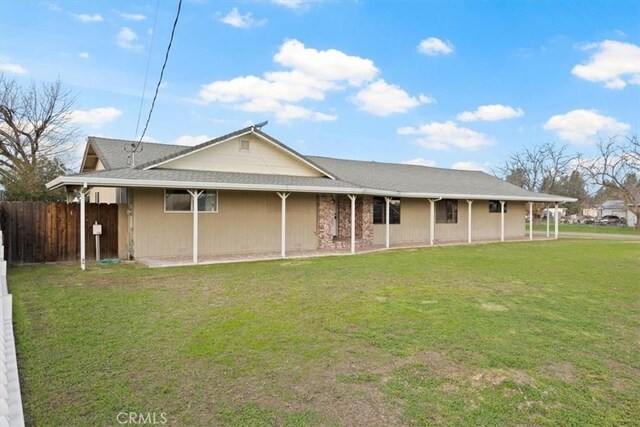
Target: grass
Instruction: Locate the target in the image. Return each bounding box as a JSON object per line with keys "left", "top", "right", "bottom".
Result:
{"left": 527, "top": 223, "right": 640, "bottom": 235}
{"left": 10, "top": 240, "right": 640, "bottom": 426}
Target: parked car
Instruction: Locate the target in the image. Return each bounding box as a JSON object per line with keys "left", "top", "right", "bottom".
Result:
{"left": 598, "top": 215, "right": 622, "bottom": 225}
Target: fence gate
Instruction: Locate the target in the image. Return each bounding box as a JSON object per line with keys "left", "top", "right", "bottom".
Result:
{"left": 0, "top": 202, "right": 119, "bottom": 265}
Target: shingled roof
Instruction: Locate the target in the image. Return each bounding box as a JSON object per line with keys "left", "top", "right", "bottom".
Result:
{"left": 49, "top": 129, "right": 576, "bottom": 202}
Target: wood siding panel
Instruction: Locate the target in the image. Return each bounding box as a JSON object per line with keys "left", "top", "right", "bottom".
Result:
{"left": 132, "top": 189, "right": 318, "bottom": 258}
{"left": 157, "top": 134, "right": 324, "bottom": 177}
{"left": 373, "top": 199, "right": 527, "bottom": 244}
{"left": 372, "top": 198, "right": 429, "bottom": 245}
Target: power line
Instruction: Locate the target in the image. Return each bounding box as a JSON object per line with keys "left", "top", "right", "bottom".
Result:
{"left": 132, "top": 0, "right": 183, "bottom": 154}
{"left": 134, "top": 0, "right": 160, "bottom": 138}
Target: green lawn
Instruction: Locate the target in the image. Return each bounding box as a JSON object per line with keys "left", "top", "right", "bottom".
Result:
{"left": 11, "top": 240, "right": 640, "bottom": 426}
{"left": 528, "top": 223, "right": 640, "bottom": 235}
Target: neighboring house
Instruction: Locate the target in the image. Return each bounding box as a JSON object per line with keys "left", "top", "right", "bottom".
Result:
{"left": 541, "top": 207, "right": 567, "bottom": 219}
{"left": 47, "top": 125, "right": 575, "bottom": 267}
{"left": 597, "top": 200, "right": 638, "bottom": 227}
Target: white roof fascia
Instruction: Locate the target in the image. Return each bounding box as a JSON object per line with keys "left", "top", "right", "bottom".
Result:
{"left": 47, "top": 176, "right": 576, "bottom": 202}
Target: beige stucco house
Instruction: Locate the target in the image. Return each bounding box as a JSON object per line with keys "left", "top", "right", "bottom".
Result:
{"left": 48, "top": 125, "right": 575, "bottom": 268}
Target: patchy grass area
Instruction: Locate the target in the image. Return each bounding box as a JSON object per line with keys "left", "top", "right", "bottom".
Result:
{"left": 528, "top": 223, "right": 640, "bottom": 235}
{"left": 11, "top": 240, "right": 640, "bottom": 426}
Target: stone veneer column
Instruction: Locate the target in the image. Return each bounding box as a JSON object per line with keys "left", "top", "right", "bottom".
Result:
{"left": 317, "top": 194, "right": 335, "bottom": 249}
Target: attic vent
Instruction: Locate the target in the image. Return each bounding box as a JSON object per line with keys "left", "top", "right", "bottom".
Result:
{"left": 239, "top": 139, "right": 250, "bottom": 152}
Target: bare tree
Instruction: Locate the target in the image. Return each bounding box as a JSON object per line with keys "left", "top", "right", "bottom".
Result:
{"left": 0, "top": 74, "right": 77, "bottom": 180}
{"left": 582, "top": 135, "right": 640, "bottom": 228}
{"left": 496, "top": 142, "right": 578, "bottom": 193}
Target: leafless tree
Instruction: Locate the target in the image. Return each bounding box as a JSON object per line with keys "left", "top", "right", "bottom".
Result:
{"left": 495, "top": 142, "right": 577, "bottom": 193}
{"left": 0, "top": 74, "right": 78, "bottom": 180}
{"left": 582, "top": 135, "right": 640, "bottom": 228}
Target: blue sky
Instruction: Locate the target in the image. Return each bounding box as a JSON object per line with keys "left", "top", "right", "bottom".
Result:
{"left": 1, "top": 0, "right": 638, "bottom": 172}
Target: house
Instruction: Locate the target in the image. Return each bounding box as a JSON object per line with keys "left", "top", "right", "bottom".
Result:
{"left": 596, "top": 200, "right": 638, "bottom": 227}
{"left": 47, "top": 125, "right": 576, "bottom": 269}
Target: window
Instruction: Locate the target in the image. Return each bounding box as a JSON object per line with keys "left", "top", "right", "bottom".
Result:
{"left": 489, "top": 200, "right": 507, "bottom": 213}
{"left": 164, "top": 189, "right": 218, "bottom": 212}
{"left": 436, "top": 199, "right": 458, "bottom": 223}
{"left": 239, "top": 139, "right": 250, "bottom": 152}
{"left": 373, "top": 197, "right": 401, "bottom": 224}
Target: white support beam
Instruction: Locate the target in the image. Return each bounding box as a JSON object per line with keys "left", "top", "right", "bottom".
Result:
{"left": 188, "top": 189, "right": 204, "bottom": 265}
{"left": 428, "top": 198, "right": 441, "bottom": 246}
{"left": 277, "top": 192, "right": 290, "bottom": 258}
{"left": 529, "top": 202, "right": 534, "bottom": 241}
{"left": 384, "top": 196, "right": 392, "bottom": 249}
{"left": 466, "top": 200, "right": 473, "bottom": 243}
{"left": 347, "top": 194, "right": 357, "bottom": 254}
{"left": 500, "top": 200, "right": 506, "bottom": 242}
{"left": 79, "top": 186, "right": 88, "bottom": 270}
{"left": 554, "top": 202, "right": 559, "bottom": 239}
{"left": 546, "top": 204, "right": 550, "bottom": 238}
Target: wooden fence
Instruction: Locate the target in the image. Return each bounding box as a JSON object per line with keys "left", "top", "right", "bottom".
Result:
{"left": 0, "top": 202, "right": 119, "bottom": 265}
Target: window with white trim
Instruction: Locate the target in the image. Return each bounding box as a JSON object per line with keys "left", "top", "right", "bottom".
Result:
{"left": 164, "top": 189, "right": 218, "bottom": 212}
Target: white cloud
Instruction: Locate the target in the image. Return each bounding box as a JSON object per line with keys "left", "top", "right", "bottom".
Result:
{"left": 457, "top": 104, "right": 524, "bottom": 122}
{"left": 71, "top": 13, "right": 103, "bottom": 22}
{"left": 572, "top": 40, "right": 640, "bottom": 89}
{"left": 220, "top": 8, "right": 266, "bottom": 28}
{"left": 351, "top": 79, "right": 427, "bottom": 116}
{"left": 403, "top": 157, "right": 436, "bottom": 167}
{"left": 398, "top": 121, "right": 494, "bottom": 151}
{"left": 45, "top": 2, "right": 61, "bottom": 12}
{"left": 236, "top": 98, "right": 336, "bottom": 122}
{"left": 0, "top": 61, "right": 28, "bottom": 75}
{"left": 200, "top": 71, "right": 335, "bottom": 104}
{"left": 418, "top": 37, "right": 454, "bottom": 56}
{"left": 543, "top": 109, "right": 630, "bottom": 143}
{"left": 272, "top": 0, "right": 305, "bottom": 9}
{"left": 274, "top": 39, "right": 378, "bottom": 85}
{"left": 173, "top": 135, "right": 212, "bottom": 146}
{"left": 451, "top": 161, "right": 489, "bottom": 172}
{"left": 116, "top": 27, "right": 142, "bottom": 51}
{"left": 78, "top": 52, "right": 90, "bottom": 59}
{"left": 68, "top": 107, "right": 122, "bottom": 127}
{"left": 116, "top": 11, "right": 147, "bottom": 21}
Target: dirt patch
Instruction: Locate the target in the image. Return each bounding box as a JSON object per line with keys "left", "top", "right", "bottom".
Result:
{"left": 471, "top": 369, "right": 535, "bottom": 389}
{"left": 541, "top": 361, "right": 576, "bottom": 382}
{"left": 403, "top": 350, "right": 467, "bottom": 380}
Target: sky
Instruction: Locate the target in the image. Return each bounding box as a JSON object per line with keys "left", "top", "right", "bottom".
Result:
{"left": 1, "top": 0, "right": 639, "bottom": 173}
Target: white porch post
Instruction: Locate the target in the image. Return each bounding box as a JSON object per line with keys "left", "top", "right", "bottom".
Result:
{"left": 500, "top": 200, "right": 506, "bottom": 242}
{"left": 428, "top": 198, "right": 439, "bottom": 246}
{"left": 277, "top": 192, "right": 290, "bottom": 258}
{"left": 347, "top": 194, "right": 357, "bottom": 253}
{"left": 546, "top": 204, "right": 550, "bottom": 238}
{"left": 529, "top": 202, "right": 534, "bottom": 241}
{"left": 385, "top": 196, "right": 392, "bottom": 248}
{"left": 466, "top": 200, "right": 473, "bottom": 243}
{"left": 79, "top": 186, "right": 88, "bottom": 270}
{"left": 188, "top": 189, "right": 203, "bottom": 264}
{"left": 554, "top": 202, "right": 560, "bottom": 239}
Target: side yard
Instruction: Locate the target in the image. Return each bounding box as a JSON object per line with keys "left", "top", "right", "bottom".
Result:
{"left": 10, "top": 240, "right": 640, "bottom": 426}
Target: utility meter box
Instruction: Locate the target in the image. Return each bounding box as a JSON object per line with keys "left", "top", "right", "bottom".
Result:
{"left": 93, "top": 223, "right": 102, "bottom": 235}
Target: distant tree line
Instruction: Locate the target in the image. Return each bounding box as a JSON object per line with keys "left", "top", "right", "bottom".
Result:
{"left": 496, "top": 136, "right": 640, "bottom": 227}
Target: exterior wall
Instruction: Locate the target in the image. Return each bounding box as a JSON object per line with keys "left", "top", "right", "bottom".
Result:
{"left": 373, "top": 199, "right": 527, "bottom": 244}
{"left": 131, "top": 189, "right": 317, "bottom": 258}
{"left": 157, "top": 134, "right": 325, "bottom": 177}
{"left": 372, "top": 198, "right": 429, "bottom": 245}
